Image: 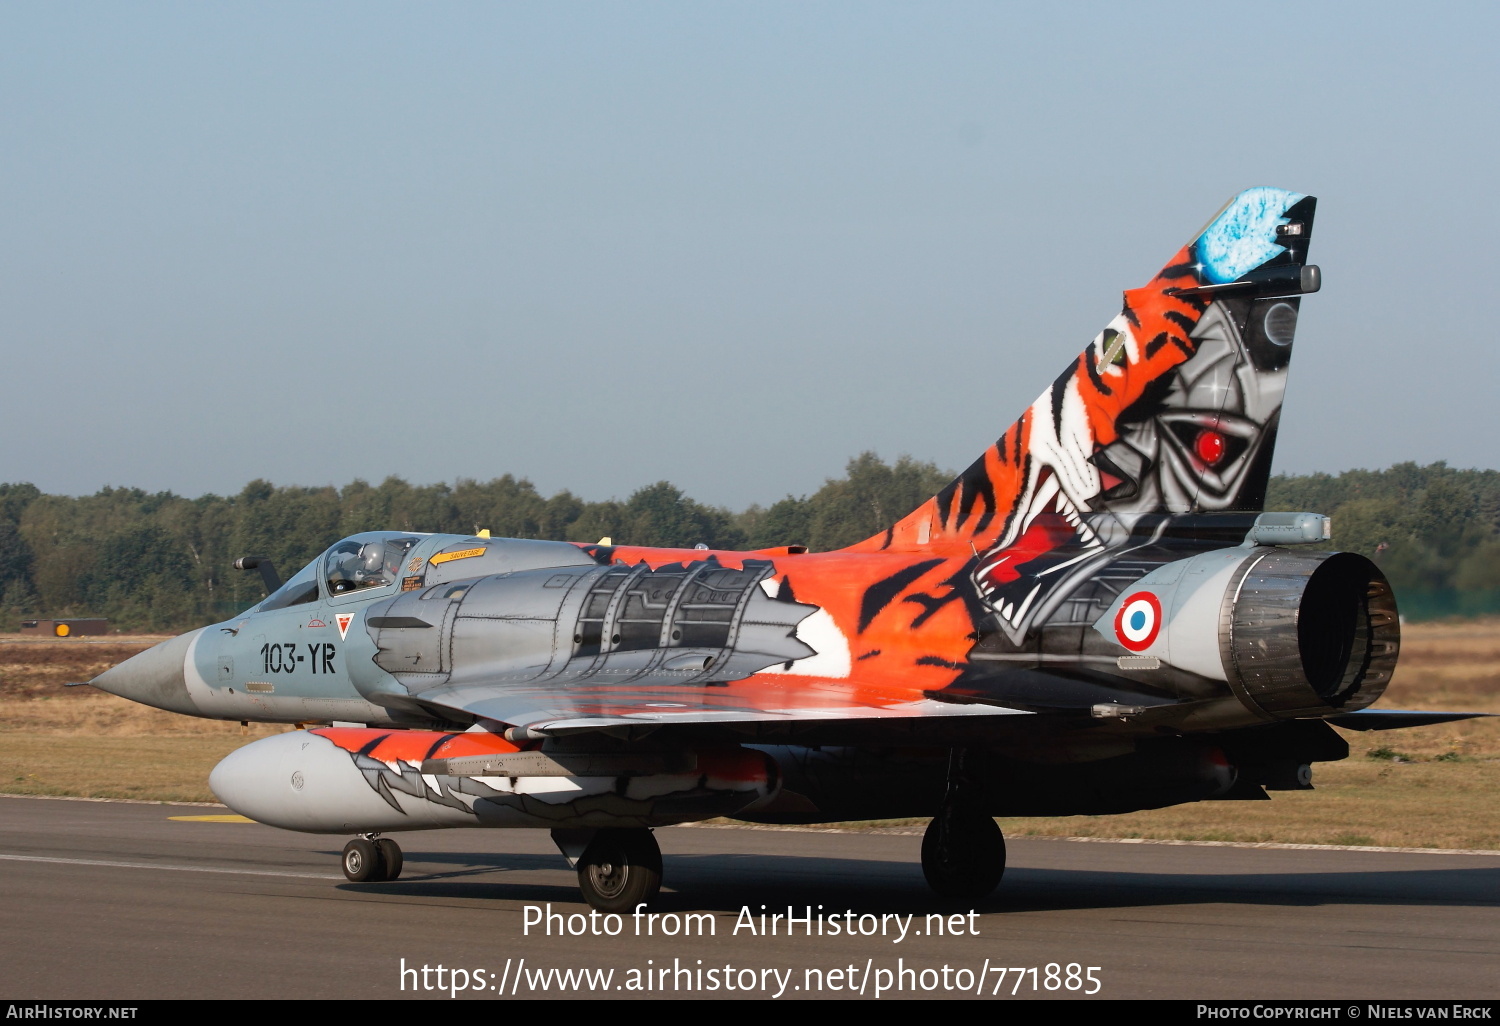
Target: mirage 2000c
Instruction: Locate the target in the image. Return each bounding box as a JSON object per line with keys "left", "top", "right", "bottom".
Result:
{"left": 90, "top": 188, "right": 1484, "bottom": 911}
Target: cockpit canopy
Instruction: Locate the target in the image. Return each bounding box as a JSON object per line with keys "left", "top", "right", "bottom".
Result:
{"left": 325, "top": 534, "right": 420, "bottom": 594}
{"left": 247, "top": 531, "right": 599, "bottom": 615}
{"left": 256, "top": 532, "right": 424, "bottom": 612}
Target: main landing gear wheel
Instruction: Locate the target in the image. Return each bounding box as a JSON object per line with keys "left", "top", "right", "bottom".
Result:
{"left": 341, "top": 837, "right": 403, "bottom": 882}
{"left": 374, "top": 838, "right": 403, "bottom": 881}
{"left": 576, "top": 828, "right": 662, "bottom": 913}
{"left": 921, "top": 810, "right": 1006, "bottom": 902}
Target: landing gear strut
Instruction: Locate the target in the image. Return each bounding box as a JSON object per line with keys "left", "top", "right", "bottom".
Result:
{"left": 341, "top": 834, "right": 403, "bottom": 882}
{"left": 552, "top": 827, "right": 662, "bottom": 912}
{"left": 921, "top": 748, "right": 1005, "bottom": 901}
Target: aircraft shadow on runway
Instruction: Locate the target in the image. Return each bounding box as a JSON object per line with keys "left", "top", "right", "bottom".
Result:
{"left": 322, "top": 848, "right": 1500, "bottom": 915}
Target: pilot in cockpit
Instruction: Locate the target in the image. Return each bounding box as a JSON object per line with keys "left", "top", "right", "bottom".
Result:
{"left": 325, "top": 540, "right": 390, "bottom": 594}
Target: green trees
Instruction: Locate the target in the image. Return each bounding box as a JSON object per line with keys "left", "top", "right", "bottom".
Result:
{"left": 0, "top": 520, "right": 34, "bottom": 609}
{"left": 78, "top": 526, "right": 198, "bottom": 630}
{"left": 741, "top": 453, "right": 951, "bottom": 551}
{"left": 1267, "top": 462, "right": 1500, "bottom": 618}
{"left": 4, "top": 457, "right": 1499, "bottom": 631}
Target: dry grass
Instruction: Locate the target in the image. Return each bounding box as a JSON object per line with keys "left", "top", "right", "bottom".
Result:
{"left": 999, "top": 758, "right": 1500, "bottom": 851}
{"left": 0, "top": 624, "right": 1497, "bottom": 846}
{"left": 0, "top": 636, "right": 298, "bottom": 802}
{"left": 0, "top": 734, "right": 271, "bottom": 803}
{"left": 0, "top": 640, "right": 160, "bottom": 699}
{"left": 1000, "top": 616, "right": 1500, "bottom": 850}
{"left": 1382, "top": 617, "right": 1500, "bottom": 708}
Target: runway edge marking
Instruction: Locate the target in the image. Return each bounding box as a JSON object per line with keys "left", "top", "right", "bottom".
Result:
{"left": 0, "top": 851, "right": 339, "bottom": 880}
{"left": 1033, "top": 835, "right": 1500, "bottom": 857}
{"left": 673, "top": 823, "right": 1500, "bottom": 857}
{"left": 6, "top": 795, "right": 1498, "bottom": 858}
{"left": 0, "top": 791, "right": 221, "bottom": 807}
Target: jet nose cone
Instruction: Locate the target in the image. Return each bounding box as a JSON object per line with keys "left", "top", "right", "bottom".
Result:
{"left": 90, "top": 629, "right": 202, "bottom": 716}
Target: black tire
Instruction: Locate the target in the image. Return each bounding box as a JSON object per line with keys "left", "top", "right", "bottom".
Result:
{"left": 374, "top": 838, "right": 403, "bottom": 881}
{"left": 576, "top": 828, "right": 662, "bottom": 913}
{"left": 921, "top": 810, "right": 1005, "bottom": 901}
{"left": 342, "top": 838, "right": 385, "bottom": 882}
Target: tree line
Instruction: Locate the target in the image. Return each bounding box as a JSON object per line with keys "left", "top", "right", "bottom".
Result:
{"left": 1, "top": 457, "right": 1496, "bottom": 631}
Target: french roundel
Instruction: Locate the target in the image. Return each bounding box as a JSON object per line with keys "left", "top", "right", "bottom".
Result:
{"left": 1114, "top": 591, "right": 1162, "bottom": 652}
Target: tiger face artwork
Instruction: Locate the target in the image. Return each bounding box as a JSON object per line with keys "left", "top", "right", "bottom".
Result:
{"left": 973, "top": 190, "right": 1314, "bottom": 641}
{"left": 840, "top": 188, "right": 1318, "bottom": 645}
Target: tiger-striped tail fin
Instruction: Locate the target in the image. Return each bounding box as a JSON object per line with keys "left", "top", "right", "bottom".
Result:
{"left": 852, "top": 186, "right": 1318, "bottom": 557}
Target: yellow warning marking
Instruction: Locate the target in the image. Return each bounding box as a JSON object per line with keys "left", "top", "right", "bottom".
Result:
{"left": 168, "top": 815, "right": 255, "bottom": 823}
{"left": 430, "top": 547, "right": 485, "bottom": 566}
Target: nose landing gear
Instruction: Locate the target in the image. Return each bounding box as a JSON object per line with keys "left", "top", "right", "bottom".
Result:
{"left": 341, "top": 834, "right": 403, "bottom": 882}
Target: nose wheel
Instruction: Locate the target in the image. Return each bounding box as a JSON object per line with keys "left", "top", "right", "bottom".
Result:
{"left": 341, "top": 836, "right": 403, "bottom": 882}
{"left": 573, "top": 828, "right": 662, "bottom": 912}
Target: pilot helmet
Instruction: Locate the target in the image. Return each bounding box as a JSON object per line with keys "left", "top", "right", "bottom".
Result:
{"left": 357, "top": 542, "right": 386, "bottom": 577}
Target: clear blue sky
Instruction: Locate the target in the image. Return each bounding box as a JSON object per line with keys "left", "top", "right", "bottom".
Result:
{"left": 3, "top": 2, "right": 1496, "bottom": 508}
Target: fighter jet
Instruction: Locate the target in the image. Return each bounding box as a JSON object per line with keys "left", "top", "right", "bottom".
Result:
{"left": 91, "top": 188, "right": 1484, "bottom": 911}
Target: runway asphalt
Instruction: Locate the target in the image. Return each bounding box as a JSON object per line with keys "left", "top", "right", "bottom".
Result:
{"left": 1, "top": 794, "right": 1497, "bottom": 1000}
